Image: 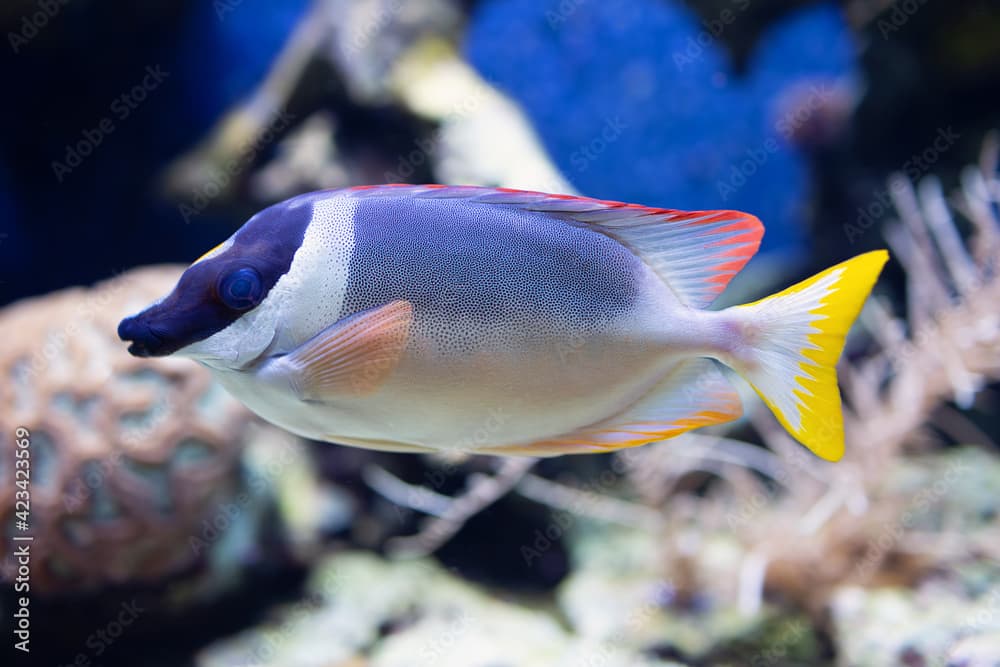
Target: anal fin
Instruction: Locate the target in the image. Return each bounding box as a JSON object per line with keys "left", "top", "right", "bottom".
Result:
{"left": 481, "top": 359, "right": 742, "bottom": 457}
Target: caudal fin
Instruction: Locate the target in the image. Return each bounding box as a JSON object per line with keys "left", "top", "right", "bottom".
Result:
{"left": 730, "top": 250, "right": 889, "bottom": 461}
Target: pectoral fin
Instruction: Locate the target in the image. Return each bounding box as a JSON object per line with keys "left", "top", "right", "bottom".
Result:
{"left": 264, "top": 300, "right": 414, "bottom": 401}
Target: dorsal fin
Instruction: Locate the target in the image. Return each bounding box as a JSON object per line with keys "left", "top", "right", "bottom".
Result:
{"left": 344, "top": 185, "right": 764, "bottom": 309}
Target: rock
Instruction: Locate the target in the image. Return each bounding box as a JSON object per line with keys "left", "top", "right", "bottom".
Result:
{"left": 560, "top": 561, "right": 818, "bottom": 664}
{"left": 324, "top": 0, "right": 464, "bottom": 103}
{"left": 559, "top": 522, "right": 820, "bottom": 664}
{"left": 946, "top": 632, "right": 1000, "bottom": 667}
{"left": 882, "top": 446, "right": 1000, "bottom": 536}
{"left": 388, "top": 38, "right": 576, "bottom": 194}
{"left": 830, "top": 585, "right": 1000, "bottom": 666}
{"left": 198, "top": 551, "right": 692, "bottom": 667}
{"left": 250, "top": 112, "right": 351, "bottom": 201}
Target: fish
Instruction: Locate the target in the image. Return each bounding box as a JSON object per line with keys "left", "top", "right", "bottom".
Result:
{"left": 118, "top": 185, "right": 888, "bottom": 461}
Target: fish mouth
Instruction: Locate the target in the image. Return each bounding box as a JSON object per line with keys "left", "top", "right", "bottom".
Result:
{"left": 117, "top": 315, "right": 166, "bottom": 358}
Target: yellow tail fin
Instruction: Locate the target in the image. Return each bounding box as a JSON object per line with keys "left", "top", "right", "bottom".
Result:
{"left": 731, "top": 250, "right": 889, "bottom": 461}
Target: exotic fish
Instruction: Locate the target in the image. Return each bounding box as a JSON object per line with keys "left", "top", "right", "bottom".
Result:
{"left": 118, "top": 185, "right": 887, "bottom": 460}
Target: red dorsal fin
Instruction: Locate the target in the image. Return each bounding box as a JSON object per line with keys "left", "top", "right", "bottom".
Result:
{"left": 345, "top": 185, "right": 763, "bottom": 308}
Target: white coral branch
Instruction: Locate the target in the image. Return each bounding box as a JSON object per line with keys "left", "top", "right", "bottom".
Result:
{"left": 384, "top": 457, "right": 536, "bottom": 557}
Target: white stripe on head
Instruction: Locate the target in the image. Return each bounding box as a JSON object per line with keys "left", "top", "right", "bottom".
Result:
{"left": 178, "top": 195, "right": 357, "bottom": 367}
{"left": 270, "top": 195, "right": 357, "bottom": 351}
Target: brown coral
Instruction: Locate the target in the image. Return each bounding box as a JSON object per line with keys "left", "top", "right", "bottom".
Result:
{"left": 0, "top": 266, "right": 254, "bottom": 594}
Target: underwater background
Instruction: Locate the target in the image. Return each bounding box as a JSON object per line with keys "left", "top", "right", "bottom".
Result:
{"left": 2, "top": 0, "right": 1000, "bottom": 665}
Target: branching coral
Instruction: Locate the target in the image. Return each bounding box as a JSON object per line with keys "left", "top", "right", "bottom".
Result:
{"left": 367, "top": 136, "right": 1000, "bottom": 625}
{"left": 599, "top": 134, "right": 1000, "bottom": 615}
{"left": 623, "top": 134, "right": 1000, "bottom": 616}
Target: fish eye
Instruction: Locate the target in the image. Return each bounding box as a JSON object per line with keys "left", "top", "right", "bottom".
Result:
{"left": 217, "top": 267, "right": 263, "bottom": 311}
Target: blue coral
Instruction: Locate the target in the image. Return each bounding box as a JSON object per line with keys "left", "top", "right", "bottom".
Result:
{"left": 465, "top": 0, "right": 858, "bottom": 256}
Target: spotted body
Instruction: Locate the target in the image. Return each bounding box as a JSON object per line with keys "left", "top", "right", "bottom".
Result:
{"left": 119, "top": 186, "right": 888, "bottom": 460}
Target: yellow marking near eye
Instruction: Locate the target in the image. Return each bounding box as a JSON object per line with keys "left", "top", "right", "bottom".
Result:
{"left": 192, "top": 241, "right": 228, "bottom": 266}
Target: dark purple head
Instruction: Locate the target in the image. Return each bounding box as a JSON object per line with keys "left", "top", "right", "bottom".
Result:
{"left": 117, "top": 196, "right": 314, "bottom": 358}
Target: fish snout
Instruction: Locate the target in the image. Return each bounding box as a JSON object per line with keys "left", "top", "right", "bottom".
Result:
{"left": 117, "top": 314, "right": 163, "bottom": 358}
